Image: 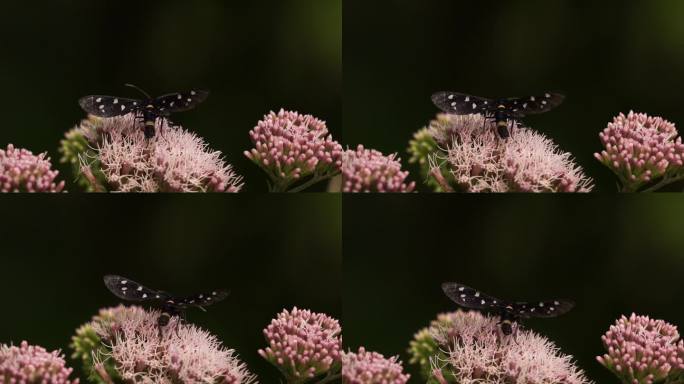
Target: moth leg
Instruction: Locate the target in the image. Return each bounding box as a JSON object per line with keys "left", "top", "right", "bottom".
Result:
{"left": 512, "top": 324, "right": 520, "bottom": 345}
{"left": 173, "top": 312, "right": 187, "bottom": 338}
{"left": 156, "top": 117, "right": 172, "bottom": 144}
{"left": 508, "top": 118, "right": 522, "bottom": 138}
{"left": 481, "top": 112, "right": 491, "bottom": 132}
{"left": 133, "top": 112, "right": 146, "bottom": 133}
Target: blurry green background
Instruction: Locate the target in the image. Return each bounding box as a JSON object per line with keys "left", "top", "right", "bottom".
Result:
{"left": 343, "top": 0, "right": 684, "bottom": 192}
{"left": 0, "top": 0, "right": 341, "bottom": 192}
{"left": 0, "top": 196, "right": 341, "bottom": 382}
{"left": 343, "top": 196, "right": 684, "bottom": 383}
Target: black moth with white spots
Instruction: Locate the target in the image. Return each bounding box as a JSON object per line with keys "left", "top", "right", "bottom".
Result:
{"left": 431, "top": 91, "right": 565, "bottom": 139}
{"left": 442, "top": 282, "right": 574, "bottom": 336}
{"left": 103, "top": 275, "right": 228, "bottom": 327}
{"left": 79, "top": 84, "right": 209, "bottom": 139}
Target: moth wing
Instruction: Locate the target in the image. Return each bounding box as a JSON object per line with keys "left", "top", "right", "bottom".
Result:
{"left": 432, "top": 92, "right": 494, "bottom": 115}
{"left": 504, "top": 92, "right": 565, "bottom": 118}
{"left": 154, "top": 90, "right": 209, "bottom": 114}
{"left": 171, "top": 289, "right": 230, "bottom": 310}
{"left": 103, "top": 275, "right": 166, "bottom": 302}
{"left": 79, "top": 96, "right": 140, "bottom": 117}
{"left": 442, "top": 282, "right": 505, "bottom": 310}
{"left": 513, "top": 299, "right": 574, "bottom": 319}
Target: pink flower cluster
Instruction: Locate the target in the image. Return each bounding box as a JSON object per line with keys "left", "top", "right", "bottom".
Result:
{"left": 342, "top": 145, "right": 415, "bottom": 193}
{"left": 258, "top": 307, "right": 342, "bottom": 381}
{"left": 91, "top": 305, "right": 255, "bottom": 384}
{"left": 429, "top": 310, "right": 589, "bottom": 384}
{"left": 0, "top": 144, "right": 65, "bottom": 192}
{"left": 428, "top": 114, "right": 593, "bottom": 192}
{"left": 245, "top": 109, "right": 343, "bottom": 191}
{"left": 0, "top": 341, "right": 79, "bottom": 384}
{"left": 595, "top": 111, "right": 684, "bottom": 191}
{"left": 80, "top": 114, "right": 243, "bottom": 192}
{"left": 597, "top": 313, "right": 684, "bottom": 384}
{"left": 342, "top": 347, "right": 410, "bottom": 384}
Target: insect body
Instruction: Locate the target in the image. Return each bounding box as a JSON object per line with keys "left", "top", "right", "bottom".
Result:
{"left": 103, "top": 275, "right": 228, "bottom": 328}
{"left": 79, "top": 84, "right": 209, "bottom": 139}
{"left": 431, "top": 92, "right": 565, "bottom": 138}
{"left": 442, "top": 282, "right": 573, "bottom": 335}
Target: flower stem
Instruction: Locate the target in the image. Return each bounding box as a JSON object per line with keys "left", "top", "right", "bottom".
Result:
{"left": 312, "top": 372, "right": 341, "bottom": 384}
{"left": 94, "top": 363, "right": 115, "bottom": 384}
{"left": 640, "top": 174, "right": 684, "bottom": 193}
{"left": 430, "top": 167, "right": 454, "bottom": 192}
{"left": 287, "top": 171, "right": 340, "bottom": 193}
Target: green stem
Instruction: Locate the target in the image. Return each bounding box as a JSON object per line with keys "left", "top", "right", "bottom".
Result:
{"left": 640, "top": 174, "right": 684, "bottom": 193}
{"left": 312, "top": 372, "right": 341, "bottom": 384}
{"left": 287, "top": 171, "right": 340, "bottom": 193}
{"left": 269, "top": 178, "right": 293, "bottom": 193}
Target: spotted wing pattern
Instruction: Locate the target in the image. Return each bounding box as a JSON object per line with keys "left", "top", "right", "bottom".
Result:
{"left": 103, "top": 275, "right": 168, "bottom": 302}
{"left": 166, "top": 290, "right": 230, "bottom": 310}
{"left": 442, "top": 282, "right": 509, "bottom": 311}
{"left": 501, "top": 92, "right": 565, "bottom": 118}
{"left": 443, "top": 282, "right": 573, "bottom": 319}
{"left": 153, "top": 90, "right": 209, "bottom": 114}
{"left": 432, "top": 92, "right": 494, "bottom": 115}
{"left": 104, "top": 274, "right": 228, "bottom": 311}
{"left": 512, "top": 300, "right": 574, "bottom": 319}
{"left": 79, "top": 96, "right": 142, "bottom": 118}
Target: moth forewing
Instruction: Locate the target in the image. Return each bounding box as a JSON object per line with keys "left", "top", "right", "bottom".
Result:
{"left": 431, "top": 92, "right": 493, "bottom": 115}
{"left": 78, "top": 96, "right": 141, "bottom": 118}
{"left": 103, "top": 274, "right": 164, "bottom": 302}
{"left": 441, "top": 282, "right": 504, "bottom": 310}
{"left": 154, "top": 90, "right": 210, "bottom": 114}
{"left": 515, "top": 299, "right": 575, "bottom": 319}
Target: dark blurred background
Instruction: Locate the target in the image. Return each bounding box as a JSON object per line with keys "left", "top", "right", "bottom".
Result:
{"left": 0, "top": 0, "right": 341, "bottom": 192}
{"left": 343, "top": 0, "right": 684, "bottom": 192}
{"left": 0, "top": 196, "right": 341, "bottom": 382}
{"left": 343, "top": 196, "right": 684, "bottom": 383}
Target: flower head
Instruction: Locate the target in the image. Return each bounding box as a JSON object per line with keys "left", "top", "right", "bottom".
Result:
{"left": 412, "top": 310, "right": 590, "bottom": 384}
{"left": 77, "top": 114, "right": 243, "bottom": 192}
{"left": 342, "top": 347, "right": 410, "bottom": 384}
{"left": 258, "top": 307, "right": 342, "bottom": 382}
{"left": 342, "top": 145, "right": 415, "bottom": 193}
{"left": 425, "top": 114, "right": 593, "bottom": 192}
{"left": 0, "top": 341, "right": 79, "bottom": 384}
{"left": 0, "top": 144, "right": 65, "bottom": 192}
{"left": 245, "top": 109, "right": 343, "bottom": 192}
{"left": 595, "top": 111, "right": 684, "bottom": 191}
{"left": 597, "top": 313, "right": 684, "bottom": 384}
{"left": 73, "top": 305, "right": 255, "bottom": 384}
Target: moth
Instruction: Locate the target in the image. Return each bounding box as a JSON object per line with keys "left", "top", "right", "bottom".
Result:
{"left": 103, "top": 274, "right": 228, "bottom": 328}
{"left": 442, "top": 282, "right": 574, "bottom": 335}
{"left": 79, "top": 84, "right": 209, "bottom": 139}
{"left": 431, "top": 91, "right": 565, "bottom": 138}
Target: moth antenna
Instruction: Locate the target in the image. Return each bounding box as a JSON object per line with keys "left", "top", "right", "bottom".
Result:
{"left": 198, "top": 306, "right": 207, "bottom": 312}
{"left": 124, "top": 83, "right": 152, "bottom": 99}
